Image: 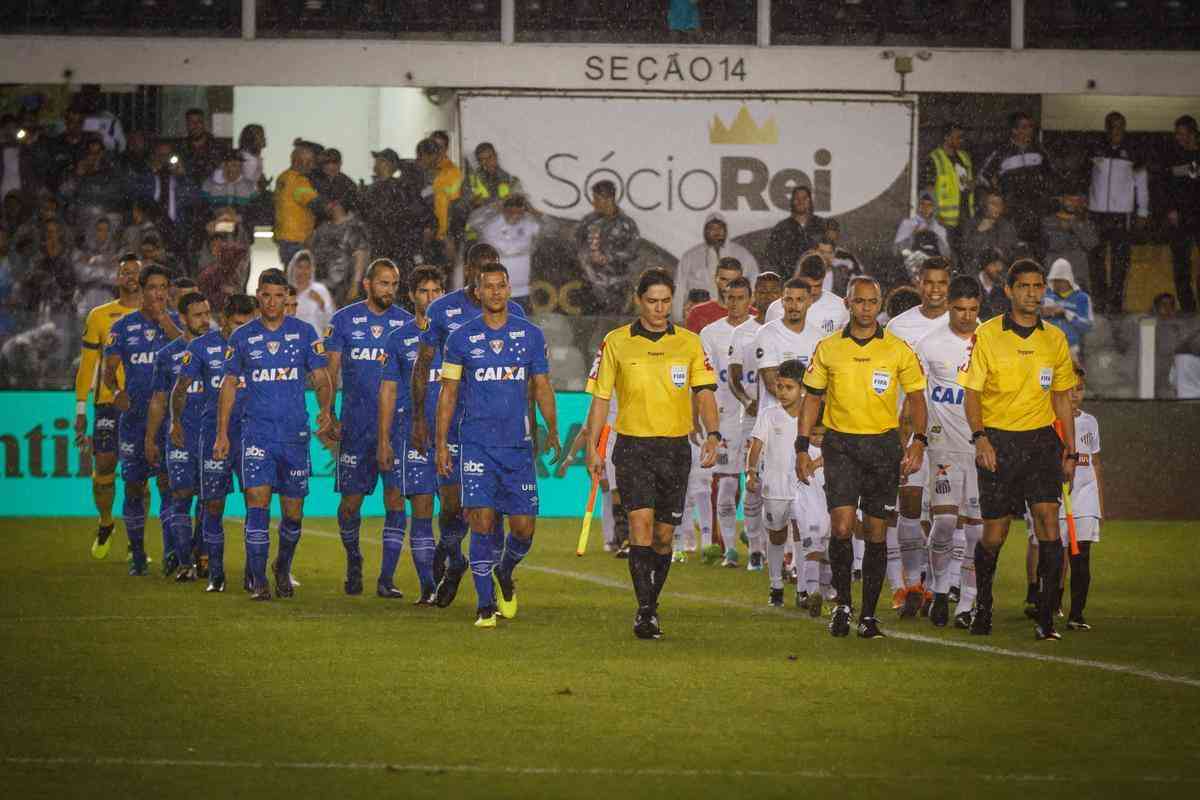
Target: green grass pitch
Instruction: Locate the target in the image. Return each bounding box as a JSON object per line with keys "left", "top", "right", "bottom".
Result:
{"left": 1, "top": 517, "right": 1198, "bottom": 799}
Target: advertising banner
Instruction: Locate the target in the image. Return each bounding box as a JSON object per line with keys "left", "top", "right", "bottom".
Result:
{"left": 458, "top": 92, "right": 916, "bottom": 264}
{"left": 0, "top": 392, "right": 597, "bottom": 519}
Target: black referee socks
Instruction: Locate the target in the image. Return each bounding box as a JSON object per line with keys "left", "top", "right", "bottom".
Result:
{"left": 1037, "top": 539, "right": 1063, "bottom": 628}
{"left": 974, "top": 542, "right": 999, "bottom": 612}
{"left": 628, "top": 545, "right": 657, "bottom": 613}
{"left": 861, "top": 541, "right": 886, "bottom": 619}
{"left": 828, "top": 537, "right": 853, "bottom": 608}
{"left": 651, "top": 550, "right": 672, "bottom": 605}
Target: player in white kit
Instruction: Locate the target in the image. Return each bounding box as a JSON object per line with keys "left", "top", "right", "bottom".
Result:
{"left": 917, "top": 275, "right": 983, "bottom": 628}
{"left": 883, "top": 257, "right": 951, "bottom": 617}
{"left": 746, "top": 359, "right": 806, "bottom": 607}
{"left": 699, "top": 277, "right": 757, "bottom": 568}
{"left": 675, "top": 430, "right": 715, "bottom": 561}
{"left": 765, "top": 256, "right": 849, "bottom": 337}
{"left": 795, "top": 425, "right": 833, "bottom": 616}
{"left": 728, "top": 272, "right": 783, "bottom": 570}
{"left": 1061, "top": 370, "right": 1102, "bottom": 630}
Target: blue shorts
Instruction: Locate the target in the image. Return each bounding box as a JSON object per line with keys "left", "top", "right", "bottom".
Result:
{"left": 436, "top": 441, "right": 462, "bottom": 488}
{"left": 92, "top": 404, "right": 120, "bottom": 456}
{"left": 241, "top": 433, "right": 311, "bottom": 498}
{"left": 199, "top": 426, "right": 242, "bottom": 500}
{"left": 118, "top": 414, "right": 164, "bottom": 484}
{"left": 166, "top": 432, "right": 200, "bottom": 493}
{"left": 335, "top": 429, "right": 381, "bottom": 497}
{"left": 460, "top": 442, "right": 538, "bottom": 517}
{"left": 385, "top": 434, "right": 437, "bottom": 496}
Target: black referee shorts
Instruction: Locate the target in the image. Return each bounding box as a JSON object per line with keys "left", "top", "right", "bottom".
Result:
{"left": 978, "top": 426, "right": 1064, "bottom": 520}
{"left": 612, "top": 434, "right": 692, "bottom": 526}
{"left": 821, "top": 430, "right": 902, "bottom": 520}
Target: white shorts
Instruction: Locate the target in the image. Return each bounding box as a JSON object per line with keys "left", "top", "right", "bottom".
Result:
{"left": 1061, "top": 516, "right": 1100, "bottom": 544}
{"left": 762, "top": 497, "right": 794, "bottom": 531}
{"left": 688, "top": 462, "right": 714, "bottom": 495}
{"left": 795, "top": 488, "right": 830, "bottom": 557}
{"left": 927, "top": 451, "right": 981, "bottom": 519}
{"left": 900, "top": 447, "right": 929, "bottom": 491}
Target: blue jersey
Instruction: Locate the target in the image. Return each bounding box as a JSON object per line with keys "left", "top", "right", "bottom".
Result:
{"left": 103, "top": 310, "right": 170, "bottom": 418}
{"left": 442, "top": 314, "right": 548, "bottom": 447}
{"left": 223, "top": 316, "right": 327, "bottom": 444}
{"left": 423, "top": 288, "right": 524, "bottom": 441}
{"left": 180, "top": 330, "right": 246, "bottom": 433}
{"left": 380, "top": 318, "right": 440, "bottom": 441}
{"left": 151, "top": 336, "right": 205, "bottom": 439}
{"left": 324, "top": 301, "right": 412, "bottom": 437}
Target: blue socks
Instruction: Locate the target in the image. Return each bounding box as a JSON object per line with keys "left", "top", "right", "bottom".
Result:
{"left": 172, "top": 495, "right": 194, "bottom": 568}
{"left": 122, "top": 494, "right": 146, "bottom": 559}
{"left": 277, "top": 517, "right": 302, "bottom": 574}
{"left": 201, "top": 509, "right": 224, "bottom": 581}
{"left": 440, "top": 515, "right": 468, "bottom": 571}
{"left": 469, "top": 530, "right": 497, "bottom": 609}
{"left": 499, "top": 533, "right": 533, "bottom": 579}
{"left": 410, "top": 518, "right": 436, "bottom": 592}
{"left": 158, "top": 493, "right": 173, "bottom": 560}
{"left": 380, "top": 509, "right": 407, "bottom": 586}
{"left": 338, "top": 508, "right": 362, "bottom": 562}
{"left": 244, "top": 506, "right": 270, "bottom": 587}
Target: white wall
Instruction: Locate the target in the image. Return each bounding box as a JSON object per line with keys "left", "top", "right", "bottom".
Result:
{"left": 1042, "top": 94, "right": 1200, "bottom": 132}
{"left": 379, "top": 88, "right": 454, "bottom": 165}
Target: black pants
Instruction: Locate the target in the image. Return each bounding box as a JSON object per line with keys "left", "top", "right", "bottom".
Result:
{"left": 1090, "top": 212, "right": 1132, "bottom": 313}
{"left": 1169, "top": 215, "right": 1199, "bottom": 313}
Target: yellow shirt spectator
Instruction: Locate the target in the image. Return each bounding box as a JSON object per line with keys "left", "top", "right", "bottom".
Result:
{"left": 274, "top": 168, "right": 318, "bottom": 244}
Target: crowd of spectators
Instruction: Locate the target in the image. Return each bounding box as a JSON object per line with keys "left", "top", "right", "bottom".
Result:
{"left": 0, "top": 88, "right": 1198, "bottom": 396}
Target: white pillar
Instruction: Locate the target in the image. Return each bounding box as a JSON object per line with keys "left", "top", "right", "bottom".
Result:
{"left": 501, "top": 0, "right": 515, "bottom": 45}
{"left": 757, "top": 0, "right": 771, "bottom": 48}
{"left": 1138, "top": 316, "right": 1157, "bottom": 399}
{"left": 1010, "top": 0, "right": 1025, "bottom": 50}
{"left": 242, "top": 0, "right": 256, "bottom": 41}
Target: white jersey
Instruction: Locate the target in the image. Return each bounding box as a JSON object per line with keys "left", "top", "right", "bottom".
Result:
{"left": 751, "top": 405, "right": 800, "bottom": 500}
{"left": 752, "top": 318, "right": 826, "bottom": 412}
{"left": 1068, "top": 411, "right": 1101, "bottom": 519}
{"left": 885, "top": 305, "right": 948, "bottom": 350}
{"left": 700, "top": 316, "right": 748, "bottom": 426}
{"left": 917, "top": 324, "right": 975, "bottom": 456}
{"left": 765, "top": 291, "right": 848, "bottom": 336}
{"left": 728, "top": 317, "right": 764, "bottom": 424}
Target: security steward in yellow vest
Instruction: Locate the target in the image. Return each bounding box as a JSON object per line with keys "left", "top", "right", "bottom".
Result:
{"left": 795, "top": 276, "right": 927, "bottom": 640}
{"left": 585, "top": 267, "right": 720, "bottom": 641}
{"left": 958, "top": 258, "right": 1077, "bottom": 640}
{"left": 463, "top": 142, "right": 520, "bottom": 240}
{"left": 922, "top": 123, "right": 974, "bottom": 250}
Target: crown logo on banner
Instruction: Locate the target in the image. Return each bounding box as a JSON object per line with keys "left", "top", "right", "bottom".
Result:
{"left": 709, "top": 106, "right": 779, "bottom": 145}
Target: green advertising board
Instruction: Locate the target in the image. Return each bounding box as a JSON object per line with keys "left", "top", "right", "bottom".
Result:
{"left": 0, "top": 391, "right": 597, "bottom": 518}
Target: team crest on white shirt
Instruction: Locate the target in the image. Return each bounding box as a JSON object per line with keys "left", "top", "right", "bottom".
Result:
{"left": 267, "top": 341, "right": 280, "bottom": 355}
{"left": 490, "top": 340, "right": 504, "bottom": 355}
{"left": 670, "top": 364, "right": 687, "bottom": 388}
{"left": 371, "top": 325, "right": 384, "bottom": 339}
{"left": 872, "top": 369, "right": 891, "bottom": 394}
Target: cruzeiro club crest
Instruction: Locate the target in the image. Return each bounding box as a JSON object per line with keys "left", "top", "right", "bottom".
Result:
{"left": 371, "top": 325, "right": 384, "bottom": 339}
{"left": 144, "top": 329, "right": 156, "bottom": 342}
{"left": 267, "top": 341, "right": 280, "bottom": 355}
{"left": 490, "top": 340, "right": 504, "bottom": 355}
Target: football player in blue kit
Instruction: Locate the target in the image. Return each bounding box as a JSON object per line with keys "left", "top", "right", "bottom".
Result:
{"left": 145, "top": 291, "right": 212, "bottom": 581}
{"left": 436, "top": 262, "right": 561, "bottom": 627}
{"left": 175, "top": 293, "right": 258, "bottom": 592}
{"left": 212, "top": 269, "right": 336, "bottom": 600}
{"left": 102, "top": 263, "right": 182, "bottom": 575}
{"left": 410, "top": 243, "right": 527, "bottom": 608}
{"left": 377, "top": 266, "right": 446, "bottom": 604}
{"left": 323, "top": 259, "right": 412, "bottom": 596}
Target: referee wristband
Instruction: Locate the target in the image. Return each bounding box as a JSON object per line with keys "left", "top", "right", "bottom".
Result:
{"left": 76, "top": 401, "right": 87, "bottom": 415}
{"left": 970, "top": 430, "right": 988, "bottom": 444}
{"left": 706, "top": 431, "right": 722, "bottom": 442}
{"left": 794, "top": 435, "right": 810, "bottom": 453}
{"left": 912, "top": 433, "right": 928, "bottom": 446}
{"left": 1066, "top": 452, "right": 1080, "bottom": 461}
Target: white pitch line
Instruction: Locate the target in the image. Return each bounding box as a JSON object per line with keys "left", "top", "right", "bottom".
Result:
{"left": 1, "top": 755, "right": 1194, "bottom": 784}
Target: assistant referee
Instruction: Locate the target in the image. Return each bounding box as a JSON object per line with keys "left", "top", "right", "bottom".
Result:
{"left": 585, "top": 267, "right": 720, "bottom": 640}
{"left": 794, "top": 276, "right": 927, "bottom": 639}
{"left": 958, "top": 258, "right": 1077, "bottom": 641}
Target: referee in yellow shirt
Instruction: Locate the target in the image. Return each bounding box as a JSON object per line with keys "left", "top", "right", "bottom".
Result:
{"left": 958, "top": 259, "right": 1077, "bottom": 641}
{"left": 585, "top": 267, "right": 720, "bottom": 640}
{"left": 795, "top": 276, "right": 927, "bottom": 639}
{"left": 75, "top": 254, "right": 141, "bottom": 560}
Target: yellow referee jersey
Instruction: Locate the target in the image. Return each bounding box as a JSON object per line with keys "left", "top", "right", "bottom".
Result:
{"left": 957, "top": 314, "right": 1075, "bottom": 431}
{"left": 586, "top": 320, "right": 717, "bottom": 438}
{"left": 75, "top": 299, "right": 137, "bottom": 405}
{"left": 802, "top": 324, "right": 926, "bottom": 435}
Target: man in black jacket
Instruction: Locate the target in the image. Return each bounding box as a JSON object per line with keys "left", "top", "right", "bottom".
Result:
{"left": 978, "top": 111, "right": 1056, "bottom": 244}
{"left": 360, "top": 146, "right": 435, "bottom": 275}
{"left": 1166, "top": 115, "right": 1200, "bottom": 313}
{"left": 765, "top": 186, "right": 826, "bottom": 279}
